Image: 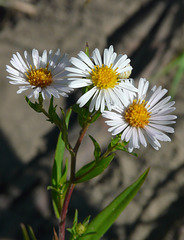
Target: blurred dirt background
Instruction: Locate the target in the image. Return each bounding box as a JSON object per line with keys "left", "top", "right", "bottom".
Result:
{"left": 0, "top": 0, "right": 184, "bottom": 239}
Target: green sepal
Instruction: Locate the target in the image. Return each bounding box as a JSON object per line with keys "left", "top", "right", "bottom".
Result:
{"left": 25, "top": 96, "right": 42, "bottom": 113}
{"left": 74, "top": 154, "right": 115, "bottom": 183}
{"left": 89, "top": 135, "right": 101, "bottom": 161}
{"left": 78, "top": 168, "right": 150, "bottom": 240}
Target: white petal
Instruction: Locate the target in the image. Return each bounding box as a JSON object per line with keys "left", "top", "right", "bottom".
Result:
{"left": 146, "top": 87, "right": 167, "bottom": 109}
{"left": 78, "top": 51, "right": 94, "bottom": 69}
{"left": 92, "top": 48, "right": 102, "bottom": 66}
{"left": 138, "top": 128, "right": 147, "bottom": 147}
{"left": 77, "top": 87, "right": 96, "bottom": 107}
{"left": 70, "top": 57, "right": 91, "bottom": 72}
{"left": 95, "top": 90, "right": 103, "bottom": 111}
{"left": 150, "top": 115, "right": 177, "bottom": 121}
{"left": 69, "top": 80, "right": 92, "bottom": 88}
{"left": 32, "top": 49, "right": 40, "bottom": 68}
{"left": 148, "top": 123, "right": 174, "bottom": 133}
{"left": 121, "top": 125, "right": 130, "bottom": 141}
{"left": 89, "top": 88, "right": 99, "bottom": 112}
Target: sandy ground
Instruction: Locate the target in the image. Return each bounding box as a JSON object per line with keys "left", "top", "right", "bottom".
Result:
{"left": 0, "top": 0, "right": 184, "bottom": 239}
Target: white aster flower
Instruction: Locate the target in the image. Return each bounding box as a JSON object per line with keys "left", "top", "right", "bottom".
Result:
{"left": 102, "top": 78, "right": 177, "bottom": 152}
{"left": 66, "top": 45, "right": 137, "bottom": 112}
{"left": 6, "top": 49, "right": 72, "bottom": 99}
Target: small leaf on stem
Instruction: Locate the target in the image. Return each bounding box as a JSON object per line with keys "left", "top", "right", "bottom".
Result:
{"left": 89, "top": 135, "right": 101, "bottom": 161}
{"left": 74, "top": 154, "right": 115, "bottom": 183}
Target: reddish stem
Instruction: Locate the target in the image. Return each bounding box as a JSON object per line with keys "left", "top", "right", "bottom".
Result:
{"left": 74, "top": 123, "right": 90, "bottom": 154}
{"left": 59, "top": 124, "right": 90, "bottom": 239}
{"left": 59, "top": 184, "right": 75, "bottom": 240}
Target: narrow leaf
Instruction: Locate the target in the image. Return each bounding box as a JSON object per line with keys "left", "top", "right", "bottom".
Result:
{"left": 52, "top": 132, "right": 65, "bottom": 185}
{"left": 80, "top": 168, "right": 150, "bottom": 240}
{"left": 25, "top": 97, "right": 42, "bottom": 113}
{"left": 51, "top": 133, "right": 67, "bottom": 219}
{"left": 20, "top": 224, "right": 30, "bottom": 240}
{"left": 89, "top": 135, "right": 101, "bottom": 160}
{"left": 48, "top": 96, "right": 60, "bottom": 123}
{"left": 51, "top": 108, "right": 72, "bottom": 217}
{"left": 51, "top": 109, "right": 72, "bottom": 219}
{"left": 72, "top": 104, "right": 89, "bottom": 127}
{"left": 53, "top": 228, "right": 59, "bottom": 240}
{"left": 28, "top": 225, "right": 37, "bottom": 240}
{"left": 74, "top": 154, "right": 115, "bottom": 183}
{"left": 89, "top": 111, "right": 101, "bottom": 124}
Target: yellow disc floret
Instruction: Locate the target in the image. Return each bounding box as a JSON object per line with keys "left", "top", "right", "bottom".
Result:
{"left": 90, "top": 64, "right": 119, "bottom": 89}
{"left": 124, "top": 99, "right": 150, "bottom": 128}
{"left": 26, "top": 65, "right": 53, "bottom": 88}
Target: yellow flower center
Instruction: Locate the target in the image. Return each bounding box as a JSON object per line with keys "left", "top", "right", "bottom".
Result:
{"left": 26, "top": 66, "right": 53, "bottom": 88}
{"left": 124, "top": 99, "right": 150, "bottom": 128}
{"left": 90, "top": 64, "right": 119, "bottom": 89}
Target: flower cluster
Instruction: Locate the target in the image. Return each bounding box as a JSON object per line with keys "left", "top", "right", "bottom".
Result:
{"left": 6, "top": 45, "right": 176, "bottom": 152}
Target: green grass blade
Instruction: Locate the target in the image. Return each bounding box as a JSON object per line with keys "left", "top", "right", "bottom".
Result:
{"left": 28, "top": 225, "right": 37, "bottom": 240}
{"left": 20, "top": 224, "right": 30, "bottom": 240}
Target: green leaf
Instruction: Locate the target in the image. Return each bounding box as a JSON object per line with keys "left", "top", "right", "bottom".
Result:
{"left": 20, "top": 224, "right": 30, "bottom": 240}
{"left": 89, "top": 135, "right": 101, "bottom": 160}
{"left": 79, "top": 168, "right": 150, "bottom": 240}
{"left": 51, "top": 108, "right": 72, "bottom": 219}
{"left": 51, "top": 132, "right": 65, "bottom": 219}
{"left": 28, "top": 225, "right": 37, "bottom": 240}
{"left": 25, "top": 97, "right": 42, "bottom": 113}
{"left": 48, "top": 96, "right": 60, "bottom": 123}
{"left": 107, "top": 136, "right": 121, "bottom": 150}
{"left": 72, "top": 104, "right": 89, "bottom": 127}
{"left": 89, "top": 111, "right": 101, "bottom": 124}
{"left": 60, "top": 109, "right": 70, "bottom": 148}
{"left": 59, "top": 158, "right": 69, "bottom": 185}
{"left": 74, "top": 154, "right": 115, "bottom": 183}
{"left": 52, "top": 133, "right": 65, "bottom": 186}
